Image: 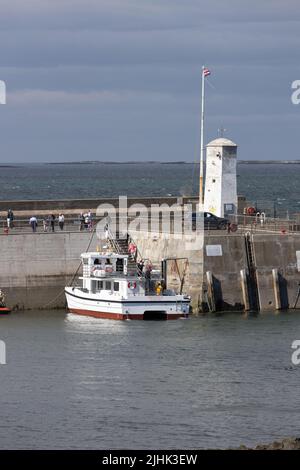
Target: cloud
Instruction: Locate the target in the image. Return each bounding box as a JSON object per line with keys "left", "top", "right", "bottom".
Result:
{"left": 0, "top": 0, "right": 299, "bottom": 162}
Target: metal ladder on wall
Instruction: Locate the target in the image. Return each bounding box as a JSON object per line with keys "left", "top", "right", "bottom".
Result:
{"left": 245, "top": 232, "right": 260, "bottom": 311}
{"left": 106, "top": 229, "right": 138, "bottom": 272}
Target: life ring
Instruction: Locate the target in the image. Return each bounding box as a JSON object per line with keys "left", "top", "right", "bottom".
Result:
{"left": 128, "top": 282, "right": 136, "bottom": 289}
{"left": 230, "top": 223, "right": 238, "bottom": 232}
{"left": 105, "top": 265, "right": 113, "bottom": 273}
{"left": 246, "top": 207, "right": 256, "bottom": 215}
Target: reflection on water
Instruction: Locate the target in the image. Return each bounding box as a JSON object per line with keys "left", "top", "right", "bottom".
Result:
{"left": 0, "top": 309, "right": 300, "bottom": 449}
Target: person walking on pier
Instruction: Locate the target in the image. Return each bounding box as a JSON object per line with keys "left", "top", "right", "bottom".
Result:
{"left": 29, "top": 216, "right": 38, "bottom": 232}
{"left": 58, "top": 213, "right": 65, "bottom": 231}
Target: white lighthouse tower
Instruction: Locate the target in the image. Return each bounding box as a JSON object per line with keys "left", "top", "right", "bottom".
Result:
{"left": 204, "top": 137, "right": 238, "bottom": 218}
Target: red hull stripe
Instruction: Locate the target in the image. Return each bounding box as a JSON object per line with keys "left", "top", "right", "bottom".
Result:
{"left": 68, "top": 308, "right": 186, "bottom": 321}
{"left": 0, "top": 307, "right": 11, "bottom": 314}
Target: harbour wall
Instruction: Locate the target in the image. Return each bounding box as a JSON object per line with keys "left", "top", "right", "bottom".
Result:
{"left": 1, "top": 228, "right": 300, "bottom": 313}
{"left": 0, "top": 231, "right": 102, "bottom": 310}
{"left": 130, "top": 231, "right": 204, "bottom": 311}
{"left": 201, "top": 233, "right": 300, "bottom": 312}
{"left": 253, "top": 234, "right": 300, "bottom": 310}
{"left": 0, "top": 195, "right": 247, "bottom": 215}
{"left": 132, "top": 231, "right": 300, "bottom": 312}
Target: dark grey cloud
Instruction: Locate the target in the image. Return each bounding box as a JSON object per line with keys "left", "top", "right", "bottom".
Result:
{"left": 0, "top": 0, "right": 299, "bottom": 162}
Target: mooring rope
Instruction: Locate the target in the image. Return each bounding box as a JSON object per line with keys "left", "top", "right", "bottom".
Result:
{"left": 40, "top": 228, "right": 96, "bottom": 309}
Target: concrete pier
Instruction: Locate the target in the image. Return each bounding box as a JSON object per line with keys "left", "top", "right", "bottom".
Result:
{"left": 1, "top": 197, "right": 300, "bottom": 313}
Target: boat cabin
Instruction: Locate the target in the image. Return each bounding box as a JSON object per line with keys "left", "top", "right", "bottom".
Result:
{"left": 82, "top": 252, "right": 128, "bottom": 276}
{"left": 80, "top": 252, "right": 146, "bottom": 297}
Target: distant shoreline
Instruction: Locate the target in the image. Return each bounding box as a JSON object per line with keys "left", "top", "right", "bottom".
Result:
{"left": 1, "top": 160, "right": 300, "bottom": 166}
{"left": 44, "top": 160, "right": 300, "bottom": 165}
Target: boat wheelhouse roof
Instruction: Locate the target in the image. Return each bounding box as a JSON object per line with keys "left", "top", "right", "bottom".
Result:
{"left": 81, "top": 252, "right": 128, "bottom": 260}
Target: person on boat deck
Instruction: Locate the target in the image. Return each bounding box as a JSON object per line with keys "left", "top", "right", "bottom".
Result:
{"left": 156, "top": 282, "right": 162, "bottom": 296}
{"left": 137, "top": 259, "right": 144, "bottom": 276}
{"left": 29, "top": 216, "right": 38, "bottom": 232}
{"left": 144, "top": 264, "right": 152, "bottom": 294}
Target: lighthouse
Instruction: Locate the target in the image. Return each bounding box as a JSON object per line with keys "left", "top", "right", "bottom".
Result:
{"left": 204, "top": 137, "right": 238, "bottom": 218}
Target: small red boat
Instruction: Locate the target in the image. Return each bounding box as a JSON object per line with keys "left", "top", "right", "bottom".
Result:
{"left": 0, "top": 307, "right": 11, "bottom": 314}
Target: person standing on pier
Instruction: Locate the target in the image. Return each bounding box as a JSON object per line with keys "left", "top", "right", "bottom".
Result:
{"left": 42, "top": 217, "right": 48, "bottom": 232}
{"left": 50, "top": 214, "right": 55, "bottom": 232}
{"left": 87, "top": 210, "right": 93, "bottom": 231}
{"left": 79, "top": 212, "right": 85, "bottom": 231}
{"left": 7, "top": 209, "right": 14, "bottom": 229}
{"left": 29, "top": 216, "right": 38, "bottom": 232}
{"left": 58, "top": 213, "right": 65, "bottom": 231}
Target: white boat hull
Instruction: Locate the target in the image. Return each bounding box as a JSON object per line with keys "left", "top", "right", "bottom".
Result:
{"left": 65, "top": 287, "right": 190, "bottom": 320}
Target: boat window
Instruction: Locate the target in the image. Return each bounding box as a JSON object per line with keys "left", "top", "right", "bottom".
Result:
{"left": 105, "top": 281, "right": 112, "bottom": 290}
{"left": 94, "top": 258, "right": 100, "bottom": 265}
{"left": 116, "top": 258, "right": 123, "bottom": 272}
{"left": 113, "top": 282, "right": 119, "bottom": 292}
{"left": 82, "top": 258, "right": 88, "bottom": 265}
{"left": 97, "top": 281, "right": 103, "bottom": 290}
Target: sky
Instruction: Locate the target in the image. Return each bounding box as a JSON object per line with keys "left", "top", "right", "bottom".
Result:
{"left": 0, "top": 0, "right": 300, "bottom": 162}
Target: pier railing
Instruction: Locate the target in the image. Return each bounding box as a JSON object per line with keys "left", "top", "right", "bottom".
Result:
{"left": 2, "top": 213, "right": 300, "bottom": 235}
{"left": 231, "top": 214, "right": 300, "bottom": 234}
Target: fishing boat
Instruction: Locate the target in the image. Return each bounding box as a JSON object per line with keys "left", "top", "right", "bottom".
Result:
{"left": 65, "top": 252, "right": 190, "bottom": 320}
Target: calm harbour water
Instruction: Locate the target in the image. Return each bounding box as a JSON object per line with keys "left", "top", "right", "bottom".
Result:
{"left": 1, "top": 310, "right": 300, "bottom": 449}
